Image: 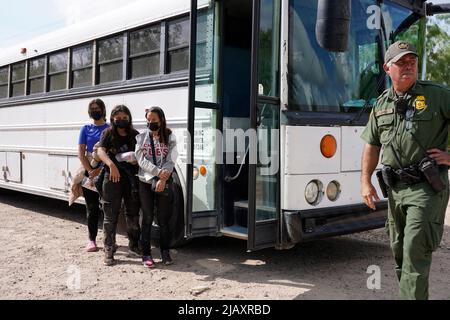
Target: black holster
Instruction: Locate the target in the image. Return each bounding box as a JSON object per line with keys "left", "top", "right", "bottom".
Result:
{"left": 376, "top": 170, "right": 389, "bottom": 198}
{"left": 381, "top": 165, "right": 396, "bottom": 188}
{"left": 419, "top": 157, "right": 445, "bottom": 192}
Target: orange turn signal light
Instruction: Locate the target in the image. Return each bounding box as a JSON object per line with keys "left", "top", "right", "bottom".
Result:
{"left": 199, "top": 165, "right": 207, "bottom": 177}
{"left": 320, "top": 135, "right": 337, "bottom": 158}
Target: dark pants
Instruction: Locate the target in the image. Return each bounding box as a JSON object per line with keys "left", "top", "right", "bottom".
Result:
{"left": 139, "top": 180, "right": 171, "bottom": 255}
{"left": 101, "top": 172, "right": 140, "bottom": 251}
{"left": 82, "top": 186, "right": 102, "bottom": 241}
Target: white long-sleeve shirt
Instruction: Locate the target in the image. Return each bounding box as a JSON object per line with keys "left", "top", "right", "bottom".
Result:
{"left": 135, "top": 130, "right": 178, "bottom": 183}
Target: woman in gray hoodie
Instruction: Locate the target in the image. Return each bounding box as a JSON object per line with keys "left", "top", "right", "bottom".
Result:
{"left": 135, "top": 106, "right": 178, "bottom": 268}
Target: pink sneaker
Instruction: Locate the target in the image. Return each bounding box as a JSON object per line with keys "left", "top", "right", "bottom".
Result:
{"left": 86, "top": 240, "right": 98, "bottom": 252}
{"left": 142, "top": 256, "right": 155, "bottom": 268}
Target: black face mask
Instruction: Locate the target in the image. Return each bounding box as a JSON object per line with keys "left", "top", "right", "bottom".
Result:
{"left": 147, "top": 122, "right": 160, "bottom": 131}
{"left": 114, "top": 119, "right": 129, "bottom": 129}
{"left": 90, "top": 111, "right": 103, "bottom": 121}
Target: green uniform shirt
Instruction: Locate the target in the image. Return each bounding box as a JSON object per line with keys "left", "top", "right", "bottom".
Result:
{"left": 361, "top": 80, "right": 450, "bottom": 169}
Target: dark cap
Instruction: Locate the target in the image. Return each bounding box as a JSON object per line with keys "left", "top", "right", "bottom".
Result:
{"left": 384, "top": 41, "right": 418, "bottom": 65}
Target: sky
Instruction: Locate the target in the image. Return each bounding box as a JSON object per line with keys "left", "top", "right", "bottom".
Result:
{"left": 0, "top": 0, "right": 448, "bottom": 52}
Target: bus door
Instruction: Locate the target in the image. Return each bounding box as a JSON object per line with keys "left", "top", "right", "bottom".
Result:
{"left": 186, "top": 0, "right": 222, "bottom": 238}
{"left": 247, "top": 0, "right": 281, "bottom": 251}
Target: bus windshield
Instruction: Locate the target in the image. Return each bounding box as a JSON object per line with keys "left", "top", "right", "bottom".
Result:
{"left": 288, "top": 0, "right": 418, "bottom": 113}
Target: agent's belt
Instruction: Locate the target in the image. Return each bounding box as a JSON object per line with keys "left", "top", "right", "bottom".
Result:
{"left": 381, "top": 161, "right": 447, "bottom": 192}
{"left": 381, "top": 164, "right": 424, "bottom": 186}
{"left": 382, "top": 117, "right": 446, "bottom": 192}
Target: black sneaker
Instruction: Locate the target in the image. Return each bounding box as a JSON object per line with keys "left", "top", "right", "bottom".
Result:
{"left": 104, "top": 250, "right": 115, "bottom": 266}
{"left": 128, "top": 246, "right": 142, "bottom": 258}
{"left": 104, "top": 256, "right": 115, "bottom": 266}
{"left": 161, "top": 250, "right": 173, "bottom": 265}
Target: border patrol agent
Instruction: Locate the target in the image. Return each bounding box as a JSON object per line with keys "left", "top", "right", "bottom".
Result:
{"left": 360, "top": 41, "right": 450, "bottom": 299}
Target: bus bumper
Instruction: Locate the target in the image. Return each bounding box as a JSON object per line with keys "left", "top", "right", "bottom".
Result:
{"left": 279, "top": 202, "right": 388, "bottom": 249}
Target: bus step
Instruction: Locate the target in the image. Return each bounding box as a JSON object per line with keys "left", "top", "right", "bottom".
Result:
{"left": 235, "top": 200, "right": 276, "bottom": 213}
{"left": 220, "top": 225, "right": 248, "bottom": 240}
{"left": 233, "top": 200, "right": 277, "bottom": 224}
{"left": 234, "top": 200, "right": 248, "bottom": 209}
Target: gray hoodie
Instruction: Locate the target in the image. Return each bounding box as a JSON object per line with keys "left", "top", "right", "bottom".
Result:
{"left": 135, "top": 130, "right": 178, "bottom": 183}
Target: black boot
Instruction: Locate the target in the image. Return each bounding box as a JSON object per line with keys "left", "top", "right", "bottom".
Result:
{"left": 128, "top": 240, "right": 142, "bottom": 257}
{"left": 104, "top": 247, "right": 115, "bottom": 266}
{"left": 161, "top": 249, "right": 173, "bottom": 265}
{"left": 112, "top": 234, "right": 118, "bottom": 253}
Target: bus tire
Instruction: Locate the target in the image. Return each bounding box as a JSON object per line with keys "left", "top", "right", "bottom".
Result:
{"left": 168, "top": 170, "right": 188, "bottom": 248}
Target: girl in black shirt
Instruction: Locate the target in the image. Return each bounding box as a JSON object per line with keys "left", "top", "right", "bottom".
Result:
{"left": 97, "top": 105, "right": 141, "bottom": 266}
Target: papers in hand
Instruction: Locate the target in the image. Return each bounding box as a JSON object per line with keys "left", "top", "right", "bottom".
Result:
{"left": 115, "top": 151, "right": 136, "bottom": 163}
{"left": 137, "top": 172, "right": 156, "bottom": 183}
{"left": 142, "top": 172, "right": 155, "bottom": 182}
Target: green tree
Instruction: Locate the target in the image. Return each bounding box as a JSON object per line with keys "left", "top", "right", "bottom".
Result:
{"left": 425, "top": 15, "right": 450, "bottom": 150}
{"left": 426, "top": 14, "right": 450, "bottom": 86}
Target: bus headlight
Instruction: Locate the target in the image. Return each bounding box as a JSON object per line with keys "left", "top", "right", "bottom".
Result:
{"left": 305, "top": 180, "right": 323, "bottom": 205}
{"left": 193, "top": 166, "right": 199, "bottom": 180}
{"left": 326, "top": 181, "right": 341, "bottom": 201}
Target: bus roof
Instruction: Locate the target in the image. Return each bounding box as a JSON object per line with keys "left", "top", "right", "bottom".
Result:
{"left": 0, "top": 0, "right": 432, "bottom": 67}
{"left": 0, "top": 0, "right": 189, "bottom": 66}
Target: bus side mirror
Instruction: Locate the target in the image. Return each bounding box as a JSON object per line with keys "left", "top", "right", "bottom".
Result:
{"left": 315, "top": 0, "right": 351, "bottom": 52}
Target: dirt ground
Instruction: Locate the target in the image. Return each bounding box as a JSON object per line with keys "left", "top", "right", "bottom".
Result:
{"left": 0, "top": 189, "right": 449, "bottom": 300}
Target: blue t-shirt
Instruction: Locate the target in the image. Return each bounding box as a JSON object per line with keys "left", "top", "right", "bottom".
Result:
{"left": 78, "top": 123, "right": 110, "bottom": 152}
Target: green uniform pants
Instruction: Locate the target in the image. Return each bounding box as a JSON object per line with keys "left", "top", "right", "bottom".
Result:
{"left": 386, "top": 172, "right": 449, "bottom": 300}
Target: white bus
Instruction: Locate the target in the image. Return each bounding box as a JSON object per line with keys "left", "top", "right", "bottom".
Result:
{"left": 0, "top": 0, "right": 448, "bottom": 250}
